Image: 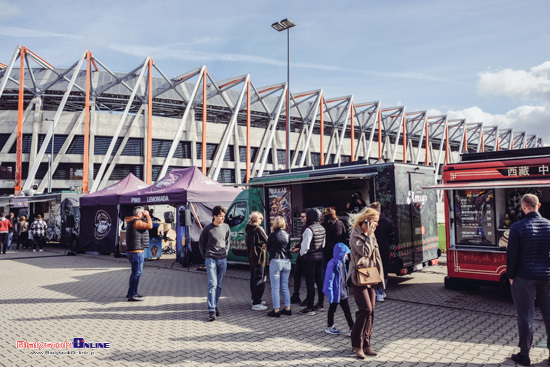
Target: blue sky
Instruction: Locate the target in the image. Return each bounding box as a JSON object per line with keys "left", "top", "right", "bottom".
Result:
{"left": 1, "top": 0, "right": 549, "bottom": 144}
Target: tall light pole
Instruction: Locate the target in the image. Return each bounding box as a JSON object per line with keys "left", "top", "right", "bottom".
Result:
{"left": 271, "top": 18, "right": 295, "bottom": 170}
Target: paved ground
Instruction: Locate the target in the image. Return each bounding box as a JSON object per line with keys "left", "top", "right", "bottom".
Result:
{"left": 1, "top": 246, "right": 549, "bottom": 367}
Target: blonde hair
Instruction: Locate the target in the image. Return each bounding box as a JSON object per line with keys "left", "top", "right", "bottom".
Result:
{"left": 349, "top": 208, "right": 379, "bottom": 229}
{"left": 272, "top": 216, "right": 286, "bottom": 231}
{"left": 248, "top": 211, "right": 263, "bottom": 224}
{"left": 522, "top": 194, "right": 539, "bottom": 209}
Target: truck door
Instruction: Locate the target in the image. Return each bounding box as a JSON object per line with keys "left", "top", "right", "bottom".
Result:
{"left": 226, "top": 200, "right": 248, "bottom": 262}
{"left": 407, "top": 171, "right": 437, "bottom": 270}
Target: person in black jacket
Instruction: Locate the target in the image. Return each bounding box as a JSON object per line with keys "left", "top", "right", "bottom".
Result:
{"left": 507, "top": 193, "right": 550, "bottom": 366}
{"left": 267, "top": 216, "right": 292, "bottom": 317}
{"left": 124, "top": 206, "right": 152, "bottom": 302}
{"left": 369, "top": 202, "right": 394, "bottom": 302}
{"left": 246, "top": 211, "right": 268, "bottom": 311}
{"left": 299, "top": 208, "right": 326, "bottom": 315}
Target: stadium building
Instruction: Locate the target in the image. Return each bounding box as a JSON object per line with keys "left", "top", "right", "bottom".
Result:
{"left": 0, "top": 46, "right": 543, "bottom": 195}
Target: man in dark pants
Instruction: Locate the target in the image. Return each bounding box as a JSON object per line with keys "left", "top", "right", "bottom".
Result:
{"left": 290, "top": 210, "right": 307, "bottom": 305}
{"left": 125, "top": 206, "right": 152, "bottom": 302}
{"left": 298, "top": 208, "right": 326, "bottom": 315}
{"left": 246, "top": 211, "right": 268, "bottom": 311}
{"left": 369, "top": 202, "right": 394, "bottom": 302}
{"left": 507, "top": 193, "right": 550, "bottom": 366}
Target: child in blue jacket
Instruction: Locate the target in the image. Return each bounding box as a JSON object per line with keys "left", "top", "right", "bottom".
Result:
{"left": 322, "top": 242, "right": 354, "bottom": 335}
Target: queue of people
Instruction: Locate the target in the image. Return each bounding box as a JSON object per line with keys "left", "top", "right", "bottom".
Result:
{"left": 121, "top": 202, "right": 389, "bottom": 359}
{"left": 0, "top": 212, "right": 53, "bottom": 253}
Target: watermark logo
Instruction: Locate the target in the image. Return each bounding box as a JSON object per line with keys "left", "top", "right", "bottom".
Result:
{"left": 73, "top": 338, "right": 110, "bottom": 349}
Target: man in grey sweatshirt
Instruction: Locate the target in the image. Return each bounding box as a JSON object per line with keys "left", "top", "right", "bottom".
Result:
{"left": 199, "top": 205, "right": 231, "bottom": 321}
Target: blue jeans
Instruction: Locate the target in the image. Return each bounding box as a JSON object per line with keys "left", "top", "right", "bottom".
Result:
{"left": 205, "top": 257, "right": 227, "bottom": 312}
{"left": 7, "top": 232, "right": 13, "bottom": 251}
{"left": 511, "top": 276, "right": 550, "bottom": 355}
{"left": 269, "top": 258, "right": 291, "bottom": 309}
{"left": 127, "top": 252, "right": 144, "bottom": 298}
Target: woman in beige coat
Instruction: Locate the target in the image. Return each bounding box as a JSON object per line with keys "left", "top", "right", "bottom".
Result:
{"left": 347, "top": 207, "right": 385, "bottom": 359}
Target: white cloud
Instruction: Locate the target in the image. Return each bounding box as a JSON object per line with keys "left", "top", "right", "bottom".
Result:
{"left": 0, "top": 26, "right": 81, "bottom": 40}
{"left": 432, "top": 62, "right": 550, "bottom": 145}
{"left": 478, "top": 61, "right": 550, "bottom": 100}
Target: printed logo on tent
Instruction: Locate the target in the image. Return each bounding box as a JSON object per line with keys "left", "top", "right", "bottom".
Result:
{"left": 94, "top": 210, "right": 112, "bottom": 240}
{"left": 199, "top": 176, "right": 218, "bottom": 185}
{"left": 152, "top": 172, "right": 182, "bottom": 191}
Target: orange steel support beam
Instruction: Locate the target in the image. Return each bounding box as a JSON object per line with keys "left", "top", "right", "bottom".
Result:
{"left": 496, "top": 135, "right": 500, "bottom": 151}
{"left": 320, "top": 95, "right": 324, "bottom": 165}
{"left": 245, "top": 78, "right": 251, "bottom": 183}
{"left": 350, "top": 102, "right": 355, "bottom": 162}
{"left": 202, "top": 68, "right": 207, "bottom": 174}
{"left": 146, "top": 59, "right": 153, "bottom": 184}
{"left": 481, "top": 131, "right": 484, "bottom": 152}
{"left": 82, "top": 51, "right": 91, "bottom": 193}
{"left": 15, "top": 47, "right": 26, "bottom": 195}
{"left": 463, "top": 129, "right": 467, "bottom": 154}
{"left": 402, "top": 113, "right": 407, "bottom": 163}
{"left": 377, "top": 107, "right": 382, "bottom": 160}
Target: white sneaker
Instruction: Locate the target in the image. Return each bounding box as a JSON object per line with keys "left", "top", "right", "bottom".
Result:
{"left": 376, "top": 294, "right": 384, "bottom": 302}
{"left": 347, "top": 329, "right": 352, "bottom": 337}
{"left": 33, "top": 250, "right": 36, "bottom": 252}
{"left": 325, "top": 326, "right": 341, "bottom": 335}
{"left": 39, "top": 249, "right": 44, "bottom": 252}
{"left": 251, "top": 304, "right": 268, "bottom": 311}
{"left": 250, "top": 300, "right": 267, "bottom": 306}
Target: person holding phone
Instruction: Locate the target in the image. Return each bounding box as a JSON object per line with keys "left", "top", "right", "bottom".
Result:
{"left": 347, "top": 208, "right": 384, "bottom": 359}
{"left": 125, "top": 206, "right": 153, "bottom": 302}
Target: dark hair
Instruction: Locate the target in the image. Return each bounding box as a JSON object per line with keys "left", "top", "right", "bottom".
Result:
{"left": 369, "top": 201, "right": 381, "bottom": 212}
{"left": 322, "top": 208, "right": 338, "bottom": 222}
{"left": 212, "top": 205, "right": 226, "bottom": 217}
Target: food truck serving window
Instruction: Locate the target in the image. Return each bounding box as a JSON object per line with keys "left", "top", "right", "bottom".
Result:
{"left": 454, "top": 189, "right": 496, "bottom": 247}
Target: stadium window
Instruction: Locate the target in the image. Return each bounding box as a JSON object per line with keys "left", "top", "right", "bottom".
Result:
{"left": 0, "top": 134, "right": 10, "bottom": 152}
{"left": 121, "top": 138, "right": 143, "bottom": 156}
{"left": 67, "top": 135, "right": 84, "bottom": 154}
{"left": 311, "top": 152, "right": 321, "bottom": 166}
{"left": 9, "top": 134, "right": 32, "bottom": 154}
{"left": 94, "top": 136, "right": 122, "bottom": 156}
{"left": 38, "top": 134, "right": 67, "bottom": 154}
{"left": 217, "top": 168, "right": 235, "bottom": 183}
{"left": 239, "top": 146, "right": 258, "bottom": 162}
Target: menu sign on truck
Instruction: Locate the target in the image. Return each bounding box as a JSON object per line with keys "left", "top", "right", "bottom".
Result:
{"left": 454, "top": 189, "right": 496, "bottom": 246}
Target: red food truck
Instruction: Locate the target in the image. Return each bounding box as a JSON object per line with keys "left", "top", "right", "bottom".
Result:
{"left": 425, "top": 147, "right": 550, "bottom": 289}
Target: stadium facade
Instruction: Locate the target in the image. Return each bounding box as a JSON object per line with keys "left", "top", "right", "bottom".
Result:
{"left": 0, "top": 46, "right": 543, "bottom": 195}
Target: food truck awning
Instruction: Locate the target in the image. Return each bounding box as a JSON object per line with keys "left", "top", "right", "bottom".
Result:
{"left": 245, "top": 172, "right": 378, "bottom": 187}
{"left": 423, "top": 178, "right": 550, "bottom": 190}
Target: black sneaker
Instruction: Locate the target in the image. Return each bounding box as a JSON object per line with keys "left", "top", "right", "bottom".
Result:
{"left": 290, "top": 294, "right": 301, "bottom": 304}
{"left": 127, "top": 296, "right": 144, "bottom": 302}
{"left": 511, "top": 353, "right": 530, "bottom": 366}
{"left": 215, "top": 307, "right": 220, "bottom": 317}
{"left": 267, "top": 310, "right": 280, "bottom": 317}
{"left": 126, "top": 293, "right": 143, "bottom": 299}
{"left": 314, "top": 304, "right": 324, "bottom": 312}
{"left": 208, "top": 311, "right": 216, "bottom": 321}
{"left": 280, "top": 308, "right": 292, "bottom": 316}
{"left": 300, "top": 299, "right": 308, "bottom": 307}
{"left": 299, "top": 307, "right": 315, "bottom": 315}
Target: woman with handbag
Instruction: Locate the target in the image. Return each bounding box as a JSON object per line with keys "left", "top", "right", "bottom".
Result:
{"left": 347, "top": 207, "right": 385, "bottom": 359}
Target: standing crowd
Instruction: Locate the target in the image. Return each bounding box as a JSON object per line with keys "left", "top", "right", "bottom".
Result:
{"left": 194, "top": 202, "right": 393, "bottom": 360}
{"left": 0, "top": 212, "right": 50, "bottom": 253}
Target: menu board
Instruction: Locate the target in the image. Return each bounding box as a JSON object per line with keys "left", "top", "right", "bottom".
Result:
{"left": 454, "top": 189, "right": 496, "bottom": 246}
{"left": 268, "top": 186, "right": 292, "bottom": 236}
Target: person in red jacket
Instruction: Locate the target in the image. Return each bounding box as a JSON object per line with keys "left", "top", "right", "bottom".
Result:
{"left": 0, "top": 212, "right": 13, "bottom": 254}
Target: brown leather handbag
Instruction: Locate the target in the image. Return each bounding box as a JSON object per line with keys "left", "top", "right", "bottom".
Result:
{"left": 352, "top": 252, "right": 382, "bottom": 286}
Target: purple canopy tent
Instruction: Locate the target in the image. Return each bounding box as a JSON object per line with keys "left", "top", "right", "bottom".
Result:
{"left": 118, "top": 167, "right": 242, "bottom": 264}
{"left": 78, "top": 174, "right": 149, "bottom": 254}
